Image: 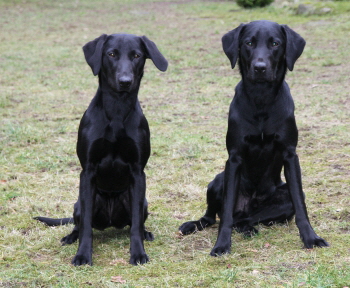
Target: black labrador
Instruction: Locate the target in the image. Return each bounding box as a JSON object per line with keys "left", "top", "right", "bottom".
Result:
{"left": 34, "top": 33, "right": 168, "bottom": 265}
{"left": 179, "top": 21, "right": 328, "bottom": 256}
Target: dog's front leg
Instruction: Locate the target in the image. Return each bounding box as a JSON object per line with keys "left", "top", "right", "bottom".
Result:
{"left": 283, "top": 148, "right": 328, "bottom": 248}
{"left": 210, "top": 154, "right": 241, "bottom": 256}
{"left": 129, "top": 171, "right": 149, "bottom": 265}
{"left": 72, "top": 169, "right": 95, "bottom": 266}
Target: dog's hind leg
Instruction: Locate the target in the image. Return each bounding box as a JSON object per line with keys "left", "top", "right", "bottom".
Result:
{"left": 233, "top": 211, "right": 259, "bottom": 237}
{"left": 179, "top": 172, "right": 223, "bottom": 235}
{"left": 143, "top": 200, "right": 154, "bottom": 241}
{"left": 60, "top": 201, "right": 80, "bottom": 245}
{"left": 238, "top": 184, "right": 295, "bottom": 230}
{"left": 61, "top": 225, "right": 79, "bottom": 245}
{"left": 233, "top": 184, "right": 294, "bottom": 237}
{"left": 251, "top": 184, "right": 295, "bottom": 226}
{"left": 144, "top": 229, "right": 154, "bottom": 241}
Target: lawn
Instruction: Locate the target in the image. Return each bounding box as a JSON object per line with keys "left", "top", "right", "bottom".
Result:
{"left": 0, "top": 0, "right": 349, "bottom": 286}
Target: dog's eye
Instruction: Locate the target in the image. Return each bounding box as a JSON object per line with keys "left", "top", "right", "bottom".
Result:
{"left": 246, "top": 42, "right": 253, "bottom": 46}
{"left": 134, "top": 54, "right": 140, "bottom": 59}
{"left": 272, "top": 42, "right": 279, "bottom": 47}
{"left": 108, "top": 52, "right": 115, "bottom": 58}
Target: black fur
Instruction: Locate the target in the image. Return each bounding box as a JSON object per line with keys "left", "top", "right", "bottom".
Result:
{"left": 35, "top": 34, "right": 168, "bottom": 265}
{"left": 179, "top": 21, "right": 328, "bottom": 255}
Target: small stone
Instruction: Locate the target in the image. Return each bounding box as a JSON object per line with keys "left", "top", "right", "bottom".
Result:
{"left": 318, "top": 7, "right": 332, "bottom": 14}
{"left": 297, "top": 4, "right": 315, "bottom": 15}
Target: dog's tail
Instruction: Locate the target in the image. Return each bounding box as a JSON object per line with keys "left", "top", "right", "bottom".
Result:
{"left": 33, "top": 216, "right": 74, "bottom": 226}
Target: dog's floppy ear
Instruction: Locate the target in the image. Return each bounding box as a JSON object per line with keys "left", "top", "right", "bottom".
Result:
{"left": 222, "top": 24, "right": 245, "bottom": 69}
{"left": 282, "top": 25, "right": 306, "bottom": 71}
{"left": 140, "top": 36, "right": 168, "bottom": 72}
{"left": 83, "top": 34, "right": 108, "bottom": 76}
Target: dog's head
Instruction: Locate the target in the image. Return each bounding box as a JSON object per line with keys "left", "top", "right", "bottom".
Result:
{"left": 83, "top": 34, "right": 168, "bottom": 93}
{"left": 222, "top": 20, "right": 305, "bottom": 83}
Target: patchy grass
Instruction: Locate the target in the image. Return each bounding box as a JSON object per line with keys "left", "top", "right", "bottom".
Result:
{"left": 1, "top": 0, "right": 349, "bottom": 286}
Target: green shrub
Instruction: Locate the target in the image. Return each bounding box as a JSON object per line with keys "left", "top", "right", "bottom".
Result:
{"left": 236, "top": 0, "right": 274, "bottom": 8}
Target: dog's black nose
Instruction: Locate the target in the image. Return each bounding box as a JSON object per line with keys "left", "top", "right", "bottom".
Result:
{"left": 254, "top": 62, "right": 266, "bottom": 73}
{"left": 119, "top": 76, "right": 132, "bottom": 88}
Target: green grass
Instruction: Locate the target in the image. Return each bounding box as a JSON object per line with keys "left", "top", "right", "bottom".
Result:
{"left": 1, "top": 0, "right": 349, "bottom": 286}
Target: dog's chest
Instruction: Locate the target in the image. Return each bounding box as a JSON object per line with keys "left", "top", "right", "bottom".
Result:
{"left": 243, "top": 132, "right": 281, "bottom": 166}
{"left": 244, "top": 133, "right": 276, "bottom": 147}
{"left": 245, "top": 113, "right": 277, "bottom": 142}
{"left": 89, "top": 135, "right": 138, "bottom": 193}
{"left": 242, "top": 112, "right": 283, "bottom": 158}
{"left": 88, "top": 123, "right": 139, "bottom": 165}
{"left": 90, "top": 132, "right": 139, "bottom": 163}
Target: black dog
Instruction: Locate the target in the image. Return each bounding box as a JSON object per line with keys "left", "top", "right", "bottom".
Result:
{"left": 179, "top": 21, "right": 328, "bottom": 255}
{"left": 35, "top": 34, "right": 168, "bottom": 265}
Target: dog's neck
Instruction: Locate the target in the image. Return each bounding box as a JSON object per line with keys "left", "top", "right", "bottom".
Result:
{"left": 97, "top": 80, "right": 142, "bottom": 122}
{"left": 240, "top": 66, "right": 288, "bottom": 111}
{"left": 242, "top": 80, "right": 283, "bottom": 109}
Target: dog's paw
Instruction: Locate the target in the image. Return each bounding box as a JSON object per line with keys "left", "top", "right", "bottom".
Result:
{"left": 72, "top": 254, "right": 92, "bottom": 266}
{"left": 242, "top": 227, "right": 258, "bottom": 238}
{"left": 144, "top": 230, "right": 154, "bottom": 241}
{"left": 238, "top": 225, "right": 258, "bottom": 238}
{"left": 210, "top": 244, "right": 231, "bottom": 257}
{"left": 303, "top": 235, "right": 329, "bottom": 249}
{"left": 129, "top": 253, "right": 149, "bottom": 265}
{"left": 179, "top": 221, "right": 198, "bottom": 235}
{"left": 61, "top": 233, "right": 78, "bottom": 245}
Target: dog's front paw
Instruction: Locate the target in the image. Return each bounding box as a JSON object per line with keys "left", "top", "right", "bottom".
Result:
{"left": 303, "top": 235, "right": 329, "bottom": 249}
{"left": 210, "top": 244, "right": 231, "bottom": 257}
{"left": 72, "top": 254, "right": 92, "bottom": 266}
{"left": 129, "top": 253, "right": 149, "bottom": 265}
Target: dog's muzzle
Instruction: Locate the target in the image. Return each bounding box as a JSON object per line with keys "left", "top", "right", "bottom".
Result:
{"left": 254, "top": 61, "right": 266, "bottom": 74}
{"left": 250, "top": 61, "right": 275, "bottom": 82}
{"left": 118, "top": 75, "right": 133, "bottom": 90}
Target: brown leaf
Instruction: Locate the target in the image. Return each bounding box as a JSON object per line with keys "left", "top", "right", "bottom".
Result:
{"left": 227, "top": 263, "right": 232, "bottom": 268}
{"left": 264, "top": 243, "right": 271, "bottom": 248}
{"left": 111, "top": 276, "right": 126, "bottom": 283}
{"left": 176, "top": 231, "right": 184, "bottom": 239}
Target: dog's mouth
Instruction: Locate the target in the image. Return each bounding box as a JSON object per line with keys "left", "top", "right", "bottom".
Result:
{"left": 254, "top": 76, "right": 274, "bottom": 83}
{"left": 247, "top": 73, "right": 275, "bottom": 83}
{"left": 246, "top": 60, "right": 277, "bottom": 83}
{"left": 108, "top": 78, "right": 135, "bottom": 93}
{"left": 248, "top": 68, "right": 276, "bottom": 83}
{"left": 117, "top": 85, "right": 133, "bottom": 92}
